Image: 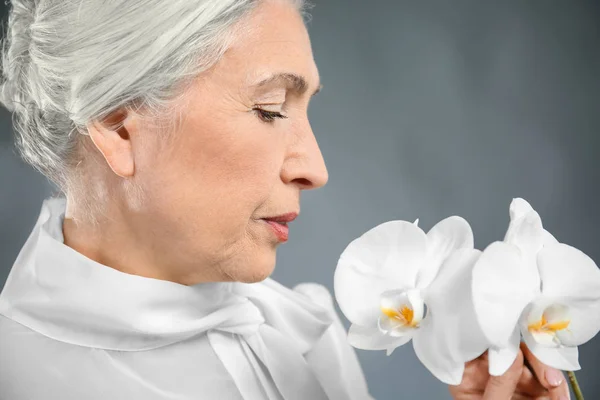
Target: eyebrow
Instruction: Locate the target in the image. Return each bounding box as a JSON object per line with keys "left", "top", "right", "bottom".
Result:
{"left": 252, "top": 73, "right": 323, "bottom": 97}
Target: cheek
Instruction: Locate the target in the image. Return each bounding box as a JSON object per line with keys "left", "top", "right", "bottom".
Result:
{"left": 185, "top": 130, "right": 281, "bottom": 212}
{"left": 141, "top": 117, "right": 284, "bottom": 245}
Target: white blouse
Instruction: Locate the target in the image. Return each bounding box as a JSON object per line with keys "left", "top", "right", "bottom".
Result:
{"left": 0, "top": 197, "right": 374, "bottom": 400}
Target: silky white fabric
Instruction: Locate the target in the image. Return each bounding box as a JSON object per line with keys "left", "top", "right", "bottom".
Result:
{"left": 0, "top": 197, "right": 374, "bottom": 400}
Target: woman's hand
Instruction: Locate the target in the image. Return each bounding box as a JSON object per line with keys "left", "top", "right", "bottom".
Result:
{"left": 448, "top": 342, "right": 571, "bottom": 399}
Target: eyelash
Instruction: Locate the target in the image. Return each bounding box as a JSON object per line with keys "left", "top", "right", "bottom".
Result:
{"left": 253, "top": 108, "right": 288, "bottom": 123}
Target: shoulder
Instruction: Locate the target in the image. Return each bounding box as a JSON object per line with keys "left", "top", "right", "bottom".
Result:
{"left": 0, "top": 315, "right": 242, "bottom": 400}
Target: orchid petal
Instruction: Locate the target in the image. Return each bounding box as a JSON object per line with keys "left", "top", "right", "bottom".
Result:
{"left": 412, "top": 317, "right": 466, "bottom": 385}
{"left": 334, "top": 260, "right": 402, "bottom": 328}
{"left": 537, "top": 243, "right": 600, "bottom": 346}
{"left": 538, "top": 243, "right": 600, "bottom": 299}
{"left": 488, "top": 327, "right": 521, "bottom": 376}
{"left": 542, "top": 229, "right": 558, "bottom": 247}
{"left": 508, "top": 198, "right": 534, "bottom": 221}
{"left": 337, "top": 220, "right": 428, "bottom": 286}
{"left": 472, "top": 241, "right": 539, "bottom": 347}
{"left": 347, "top": 323, "right": 411, "bottom": 355}
{"left": 416, "top": 216, "right": 474, "bottom": 289}
{"left": 504, "top": 209, "right": 544, "bottom": 255}
{"left": 521, "top": 327, "right": 580, "bottom": 371}
{"left": 554, "top": 304, "right": 600, "bottom": 347}
{"left": 411, "top": 249, "right": 488, "bottom": 385}
{"left": 424, "top": 248, "right": 489, "bottom": 361}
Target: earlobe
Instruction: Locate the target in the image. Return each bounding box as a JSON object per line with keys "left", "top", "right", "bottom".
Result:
{"left": 86, "top": 109, "right": 136, "bottom": 178}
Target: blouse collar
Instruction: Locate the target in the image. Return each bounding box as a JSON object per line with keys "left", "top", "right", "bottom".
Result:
{"left": 0, "top": 196, "right": 333, "bottom": 353}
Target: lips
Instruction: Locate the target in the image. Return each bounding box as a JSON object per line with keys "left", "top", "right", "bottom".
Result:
{"left": 262, "top": 212, "right": 298, "bottom": 223}
{"left": 261, "top": 212, "right": 297, "bottom": 242}
{"left": 263, "top": 220, "right": 289, "bottom": 241}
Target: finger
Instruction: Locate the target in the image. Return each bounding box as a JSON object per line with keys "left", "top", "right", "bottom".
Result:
{"left": 462, "top": 353, "right": 490, "bottom": 390}
{"left": 449, "top": 356, "right": 489, "bottom": 397}
{"left": 482, "top": 348, "right": 524, "bottom": 399}
{"left": 515, "top": 363, "right": 549, "bottom": 397}
{"left": 520, "top": 342, "right": 571, "bottom": 400}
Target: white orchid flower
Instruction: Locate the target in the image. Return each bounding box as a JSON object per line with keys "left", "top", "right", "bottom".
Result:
{"left": 472, "top": 198, "right": 600, "bottom": 375}
{"left": 334, "top": 216, "right": 489, "bottom": 385}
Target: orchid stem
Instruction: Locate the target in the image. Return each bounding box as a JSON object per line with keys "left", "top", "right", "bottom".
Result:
{"left": 567, "top": 371, "right": 584, "bottom": 400}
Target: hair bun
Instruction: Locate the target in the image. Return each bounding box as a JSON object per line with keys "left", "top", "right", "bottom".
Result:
{"left": 0, "top": 0, "right": 37, "bottom": 112}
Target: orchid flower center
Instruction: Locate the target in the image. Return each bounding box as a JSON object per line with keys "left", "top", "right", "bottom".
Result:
{"left": 528, "top": 315, "right": 570, "bottom": 333}
{"left": 381, "top": 305, "right": 418, "bottom": 327}
{"left": 526, "top": 303, "right": 571, "bottom": 347}
{"left": 377, "top": 289, "right": 426, "bottom": 337}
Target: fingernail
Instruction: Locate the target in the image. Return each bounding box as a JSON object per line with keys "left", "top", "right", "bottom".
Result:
{"left": 545, "top": 368, "right": 563, "bottom": 387}
{"left": 560, "top": 396, "right": 570, "bottom": 400}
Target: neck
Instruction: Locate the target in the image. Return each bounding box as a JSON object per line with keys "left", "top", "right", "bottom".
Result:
{"left": 62, "top": 196, "right": 182, "bottom": 284}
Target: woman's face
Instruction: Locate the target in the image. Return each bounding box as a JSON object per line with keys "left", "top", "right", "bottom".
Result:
{"left": 127, "top": 0, "right": 327, "bottom": 284}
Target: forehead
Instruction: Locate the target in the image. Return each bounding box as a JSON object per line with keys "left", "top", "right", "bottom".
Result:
{"left": 211, "top": 1, "right": 320, "bottom": 90}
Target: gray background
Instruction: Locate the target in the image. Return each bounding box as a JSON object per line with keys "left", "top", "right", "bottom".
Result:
{"left": 1, "top": 1, "right": 599, "bottom": 399}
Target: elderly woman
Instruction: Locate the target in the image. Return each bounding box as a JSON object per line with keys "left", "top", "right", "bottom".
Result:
{"left": 0, "top": 0, "right": 572, "bottom": 399}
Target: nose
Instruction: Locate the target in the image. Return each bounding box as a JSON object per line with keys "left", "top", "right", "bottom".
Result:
{"left": 280, "top": 120, "right": 329, "bottom": 190}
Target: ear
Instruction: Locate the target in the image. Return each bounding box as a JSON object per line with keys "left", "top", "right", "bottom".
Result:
{"left": 86, "top": 108, "right": 137, "bottom": 178}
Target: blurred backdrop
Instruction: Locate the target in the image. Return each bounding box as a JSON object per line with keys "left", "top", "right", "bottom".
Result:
{"left": 1, "top": 1, "right": 599, "bottom": 399}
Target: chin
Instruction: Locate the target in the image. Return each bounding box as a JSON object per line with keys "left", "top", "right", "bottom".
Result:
{"left": 234, "top": 251, "right": 277, "bottom": 283}
{"left": 236, "top": 264, "right": 275, "bottom": 283}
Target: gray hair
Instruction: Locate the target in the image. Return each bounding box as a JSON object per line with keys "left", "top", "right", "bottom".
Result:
{"left": 0, "top": 0, "right": 307, "bottom": 194}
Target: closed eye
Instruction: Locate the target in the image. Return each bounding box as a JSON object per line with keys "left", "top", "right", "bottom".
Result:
{"left": 253, "top": 108, "right": 288, "bottom": 123}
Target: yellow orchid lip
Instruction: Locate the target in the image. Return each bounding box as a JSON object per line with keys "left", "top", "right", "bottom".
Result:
{"left": 527, "top": 314, "right": 570, "bottom": 334}
{"left": 381, "top": 305, "right": 420, "bottom": 328}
